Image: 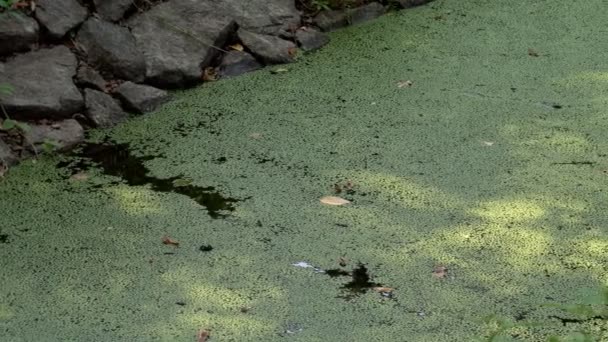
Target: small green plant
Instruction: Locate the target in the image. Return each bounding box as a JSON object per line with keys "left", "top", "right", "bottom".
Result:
{"left": 0, "top": 0, "right": 19, "bottom": 11}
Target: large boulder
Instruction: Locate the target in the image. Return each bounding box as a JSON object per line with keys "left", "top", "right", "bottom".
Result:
{"left": 219, "top": 51, "right": 262, "bottom": 78}
{"left": 231, "top": 0, "right": 300, "bottom": 37}
{"left": 314, "top": 3, "right": 386, "bottom": 32}
{"left": 0, "top": 13, "right": 38, "bottom": 55}
{"left": 84, "top": 89, "right": 129, "bottom": 128}
{"left": 295, "top": 27, "right": 329, "bottom": 52}
{"left": 34, "top": 0, "right": 88, "bottom": 39}
{"left": 93, "top": 0, "right": 133, "bottom": 22}
{"left": 25, "top": 119, "right": 84, "bottom": 152}
{"left": 75, "top": 65, "right": 107, "bottom": 91}
{"left": 114, "top": 82, "right": 169, "bottom": 114}
{"left": 0, "top": 46, "right": 83, "bottom": 119}
{"left": 128, "top": 0, "right": 236, "bottom": 87}
{"left": 76, "top": 18, "right": 146, "bottom": 82}
{"left": 237, "top": 29, "right": 296, "bottom": 64}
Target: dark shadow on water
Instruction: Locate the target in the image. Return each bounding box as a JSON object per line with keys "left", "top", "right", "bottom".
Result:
{"left": 326, "top": 263, "right": 383, "bottom": 300}
{"left": 57, "top": 142, "right": 241, "bottom": 219}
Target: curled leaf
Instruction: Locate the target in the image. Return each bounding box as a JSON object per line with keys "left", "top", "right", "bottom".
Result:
{"left": 432, "top": 265, "right": 448, "bottom": 279}
{"left": 320, "top": 196, "right": 351, "bottom": 206}
{"left": 228, "top": 43, "right": 244, "bottom": 51}
{"left": 372, "top": 287, "right": 394, "bottom": 294}
{"left": 162, "top": 236, "right": 180, "bottom": 247}
{"left": 197, "top": 329, "right": 210, "bottom": 342}
{"left": 271, "top": 68, "right": 289, "bottom": 74}
{"left": 397, "top": 80, "right": 413, "bottom": 88}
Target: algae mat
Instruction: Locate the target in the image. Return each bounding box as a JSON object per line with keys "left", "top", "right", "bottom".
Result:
{"left": 2, "top": 0, "right": 608, "bottom": 340}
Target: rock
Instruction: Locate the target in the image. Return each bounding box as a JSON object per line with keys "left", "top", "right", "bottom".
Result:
{"left": 34, "top": 0, "right": 88, "bottom": 39}
{"left": 129, "top": 0, "right": 236, "bottom": 87}
{"left": 0, "top": 139, "right": 17, "bottom": 166}
{"left": 314, "top": 3, "right": 386, "bottom": 32}
{"left": 84, "top": 89, "right": 128, "bottom": 128}
{"left": 0, "top": 13, "right": 38, "bottom": 55}
{"left": 295, "top": 27, "right": 329, "bottom": 51}
{"left": 237, "top": 29, "right": 296, "bottom": 64}
{"left": 0, "top": 46, "right": 83, "bottom": 119}
{"left": 219, "top": 51, "right": 262, "bottom": 77}
{"left": 113, "top": 82, "right": 169, "bottom": 114}
{"left": 394, "top": 0, "right": 434, "bottom": 8}
{"left": 93, "top": 0, "right": 133, "bottom": 22}
{"left": 77, "top": 18, "right": 145, "bottom": 82}
{"left": 75, "top": 65, "right": 107, "bottom": 91}
{"left": 232, "top": 1, "right": 300, "bottom": 37}
{"left": 25, "top": 119, "right": 84, "bottom": 151}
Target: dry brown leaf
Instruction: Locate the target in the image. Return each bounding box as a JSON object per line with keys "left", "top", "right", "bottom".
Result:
{"left": 197, "top": 329, "right": 210, "bottom": 342}
{"left": 228, "top": 43, "right": 244, "bottom": 51}
{"left": 528, "top": 48, "right": 540, "bottom": 57}
{"left": 202, "top": 67, "right": 218, "bottom": 82}
{"left": 162, "top": 236, "right": 180, "bottom": 247}
{"left": 432, "top": 265, "right": 448, "bottom": 279}
{"left": 397, "top": 80, "right": 413, "bottom": 88}
{"left": 70, "top": 172, "right": 89, "bottom": 181}
{"left": 320, "top": 196, "right": 350, "bottom": 206}
{"left": 372, "top": 287, "right": 394, "bottom": 294}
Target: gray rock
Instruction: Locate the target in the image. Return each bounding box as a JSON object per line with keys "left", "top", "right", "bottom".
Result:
{"left": 219, "top": 51, "right": 262, "bottom": 78}
{"left": 77, "top": 18, "right": 145, "bottom": 82}
{"left": 129, "top": 0, "right": 236, "bottom": 87}
{"left": 0, "top": 138, "right": 17, "bottom": 166}
{"left": 84, "top": 89, "right": 128, "bottom": 128}
{"left": 25, "top": 119, "right": 84, "bottom": 151}
{"left": 75, "top": 65, "right": 107, "bottom": 91}
{"left": 232, "top": 1, "right": 300, "bottom": 37}
{"left": 314, "top": 3, "right": 386, "bottom": 32}
{"left": 0, "top": 46, "right": 83, "bottom": 119}
{"left": 34, "top": 0, "right": 88, "bottom": 39}
{"left": 94, "top": 0, "right": 133, "bottom": 22}
{"left": 394, "top": 0, "right": 434, "bottom": 8}
{"left": 0, "top": 13, "right": 38, "bottom": 55}
{"left": 114, "top": 82, "right": 169, "bottom": 114}
{"left": 295, "top": 27, "right": 329, "bottom": 51}
{"left": 237, "top": 29, "right": 296, "bottom": 64}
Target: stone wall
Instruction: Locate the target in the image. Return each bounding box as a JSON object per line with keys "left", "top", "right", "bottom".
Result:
{"left": 0, "top": 0, "right": 433, "bottom": 168}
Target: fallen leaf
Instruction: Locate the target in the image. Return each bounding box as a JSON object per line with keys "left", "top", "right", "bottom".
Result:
{"left": 372, "top": 287, "right": 394, "bottom": 294}
{"left": 70, "top": 172, "right": 89, "bottom": 181}
{"left": 320, "top": 196, "right": 351, "bottom": 206}
{"left": 162, "top": 236, "right": 180, "bottom": 247}
{"left": 202, "top": 67, "right": 218, "bottom": 81}
{"left": 271, "top": 68, "right": 289, "bottom": 74}
{"left": 228, "top": 43, "right": 244, "bottom": 51}
{"left": 481, "top": 141, "right": 494, "bottom": 146}
{"left": 338, "top": 257, "right": 348, "bottom": 267}
{"left": 197, "top": 329, "right": 210, "bottom": 342}
{"left": 397, "top": 80, "right": 413, "bottom": 88}
{"left": 528, "top": 48, "right": 540, "bottom": 57}
{"left": 432, "top": 265, "right": 448, "bottom": 279}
